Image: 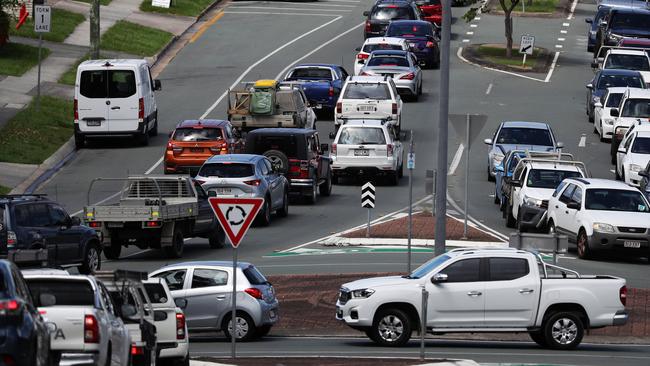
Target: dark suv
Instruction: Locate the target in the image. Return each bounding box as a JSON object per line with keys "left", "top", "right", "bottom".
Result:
{"left": 0, "top": 195, "right": 102, "bottom": 274}
{"left": 363, "top": 0, "right": 422, "bottom": 39}
{"left": 596, "top": 8, "right": 650, "bottom": 54}
{"left": 245, "top": 129, "right": 333, "bottom": 203}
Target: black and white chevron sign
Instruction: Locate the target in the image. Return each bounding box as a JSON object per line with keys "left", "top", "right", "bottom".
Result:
{"left": 361, "top": 182, "right": 375, "bottom": 208}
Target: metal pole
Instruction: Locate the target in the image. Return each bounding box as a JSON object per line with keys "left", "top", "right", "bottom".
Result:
{"left": 433, "top": 169, "right": 436, "bottom": 216}
{"left": 463, "top": 114, "right": 470, "bottom": 239}
{"left": 231, "top": 245, "right": 237, "bottom": 359}
{"left": 407, "top": 135, "right": 414, "bottom": 273}
{"left": 366, "top": 208, "right": 371, "bottom": 238}
{"left": 435, "top": 0, "right": 452, "bottom": 256}
{"left": 90, "top": 0, "right": 100, "bottom": 59}
{"left": 36, "top": 33, "right": 42, "bottom": 111}
{"left": 420, "top": 285, "right": 428, "bottom": 360}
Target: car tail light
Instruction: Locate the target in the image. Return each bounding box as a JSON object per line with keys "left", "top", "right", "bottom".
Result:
{"left": 336, "top": 102, "right": 342, "bottom": 114}
{"left": 387, "top": 144, "right": 394, "bottom": 157}
{"left": 145, "top": 221, "right": 161, "bottom": 228}
{"left": 138, "top": 98, "right": 145, "bottom": 120}
{"left": 357, "top": 53, "right": 369, "bottom": 60}
{"left": 288, "top": 159, "right": 309, "bottom": 179}
{"left": 360, "top": 71, "right": 370, "bottom": 76}
{"left": 329, "top": 86, "right": 334, "bottom": 97}
{"left": 620, "top": 286, "right": 627, "bottom": 306}
{"left": 365, "top": 20, "right": 371, "bottom": 33}
{"left": 131, "top": 345, "right": 144, "bottom": 355}
{"left": 84, "top": 315, "right": 100, "bottom": 343}
{"left": 2, "top": 355, "right": 15, "bottom": 366}
{"left": 400, "top": 73, "right": 415, "bottom": 80}
{"left": 88, "top": 221, "right": 101, "bottom": 228}
{"left": 7, "top": 231, "right": 16, "bottom": 249}
{"left": 331, "top": 143, "right": 337, "bottom": 156}
{"left": 176, "top": 313, "right": 186, "bottom": 340}
{"left": 392, "top": 103, "right": 398, "bottom": 115}
{"left": 73, "top": 98, "right": 79, "bottom": 121}
{"left": 245, "top": 288, "right": 263, "bottom": 299}
{"left": 426, "top": 41, "right": 435, "bottom": 48}
{"left": 243, "top": 179, "right": 261, "bottom": 186}
{"left": 0, "top": 300, "right": 21, "bottom": 316}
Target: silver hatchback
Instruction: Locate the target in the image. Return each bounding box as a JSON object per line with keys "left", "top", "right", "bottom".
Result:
{"left": 359, "top": 50, "right": 422, "bottom": 100}
{"left": 150, "top": 261, "right": 279, "bottom": 341}
{"left": 194, "top": 154, "right": 290, "bottom": 226}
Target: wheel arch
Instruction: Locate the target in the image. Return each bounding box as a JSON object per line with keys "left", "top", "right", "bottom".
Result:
{"left": 539, "top": 303, "right": 590, "bottom": 329}
{"left": 373, "top": 302, "right": 421, "bottom": 332}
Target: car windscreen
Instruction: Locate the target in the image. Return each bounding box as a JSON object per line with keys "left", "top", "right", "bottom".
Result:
{"left": 343, "top": 83, "right": 390, "bottom": 99}
{"left": 611, "top": 12, "right": 650, "bottom": 30}
{"left": 632, "top": 137, "right": 650, "bottom": 153}
{"left": 367, "top": 55, "right": 409, "bottom": 67}
{"left": 198, "top": 163, "right": 254, "bottom": 178}
{"left": 597, "top": 74, "right": 644, "bottom": 89}
{"left": 387, "top": 24, "right": 433, "bottom": 37}
{"left": 27, "top": 279, "right": 95, "bottom": 306}
{"left": 409, "top": 254, "right": 450, "bottom": 279}
{"left": 621, "top": 98, "right": 650, "bottom": 117}
{"left": 144, "top": 283, "right": 169, "bottom": 304}
{"left": 526, "top": 169, "right": 583, "bottom": 189}
{"left": 496, "top": 127, "right": 553, "bottom": 146}
{"left": 338, "top": 127, "right": 386, "bottom": 145}
{"left": 371, "top": 6, "right": 413, "bottom": 20}
{"left": 243, "top": 266, "right": 269, "bottom": 285}
{"left": 585, "top": 188, "right": 650, "bottom": 212}
{"left": 363, "top": 44, "right": 404, "bottom": 53}
{"left": 173, "top": 127, "right": 223, "bottom": 142}
{"left": 287, "top": 68, "right": 332, "bottom": 81}
{"left": 80, "top": 69, "right": 137, "bottom": 99}
{"left": 604, "top": 54, "right": 650, "bottom": 71}
{"left": 606, "top": 93, "right": 624, "bottom": 107}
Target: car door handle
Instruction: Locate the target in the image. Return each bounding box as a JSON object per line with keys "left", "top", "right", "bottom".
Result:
{"left": 555, "top": 205, "right": 559, "bottom": 208}
{"left": 519, "top": 288, "right": 535, "bottom": 294}
{"left": 111, "top": 106, "right": 120, "bottom": 110}
{"left": 216, "top": 295, "right": 226, "bottom": 300}
{"left": 467, "top": 291, "right": 482, "bottom": 297}
{"left": 565, "top": 211, "right": 569, "bottom": 214}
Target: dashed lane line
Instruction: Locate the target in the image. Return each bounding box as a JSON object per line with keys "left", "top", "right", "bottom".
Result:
{"left": 224, "top": 11, "right": 345, "bottom": 16}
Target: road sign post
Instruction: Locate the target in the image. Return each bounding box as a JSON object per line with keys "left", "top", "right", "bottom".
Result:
{"left": 407, "top": 132, "right": 415, "bottom": 273}
{"left": 519, "top": 35, "right": 535, "bottom": 67}
{"left": 34, "top": 5, "right": 51, "bottom": 112}
{"left": 361, "top": 182, "right": 375, "bottom": 238}
{"left": 208, "top": 197, "right": 264, "bottom": 359}
{"left": 420, "top": 285, "right": 428, "bottom": 360}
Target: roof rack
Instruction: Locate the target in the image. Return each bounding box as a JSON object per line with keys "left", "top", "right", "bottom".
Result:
{"left": 94, "top": 269, "right": 148, "bottom": 283}
{"left": 0, "top": 194, "right": 48, "bottom": 201}
{"left": 515, "top": 157, "right": 589, "bottom": 177}
{"left": 448, "top": 247, "right": 520, "bottom": 253}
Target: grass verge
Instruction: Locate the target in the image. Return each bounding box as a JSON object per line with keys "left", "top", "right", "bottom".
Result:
{"left": 0, "top": 185, "right": 10, "bottom": 195}
{"left": 139, "top": 0, "right": 214, "bottom": 17}
{"left": 10, "top": 8, "right": 85, "bottom": 43}
{"left": 0, "top": 96, "right": 73, "bottom": 165}
{"left": 0, "top": 43, "right": 50, "bottom": 76}
{"left": 518, "top": 0, "right": 559, "bottom": 13}
{"left": 100, "top": 20, "right": 174, "bottom": 57}
{"left": 76, "top": 0, "right": 112, "bottom": 5}
{"left": 476, "top": 44, "right": 543, "bottom": 69}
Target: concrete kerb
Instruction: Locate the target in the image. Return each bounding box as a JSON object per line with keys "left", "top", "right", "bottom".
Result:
{"left": 190, "top": 359, "right": 480, "bottom": 366}
{"left": 9, "top": 0, "right": 225, "bottom": 195}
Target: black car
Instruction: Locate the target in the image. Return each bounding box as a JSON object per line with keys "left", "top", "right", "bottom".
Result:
{"left": 363, "top": 0, "right": 422, "bottom": 39}
{"left": 0, "top": 195, "right": 102, "bottom": 274}
{"left": 596, "top": 8, "right": 650, "bottom": 54}
{"left": 0, "top": 260, "right": 54, "bottom": 366}
{"left": 585, "top": 69, "right": 644, "bottom": 122}
{"left": 245, "top": 128, "right": 333, "bottom": 203}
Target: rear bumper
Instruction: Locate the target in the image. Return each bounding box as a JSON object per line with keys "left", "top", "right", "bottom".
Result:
{"left": 258, "top": 300, "right": 280, "bottom": 326}
{"left": 75, "top": 121, "right": 146, "bottom": 136}
{"left": 159, "top": 339, "right": 189, "bottom": 359}
{"left": 613, "top": 310, "right": 629, "bottom": 326}
{"left": 58, "top": 352, "right": 100, "bottom": 366}
{"left": 289, "top": 178, "right": 315, "bottom": 189}
{"left": 332, "top": 166, "right": 395, "bottom": 177}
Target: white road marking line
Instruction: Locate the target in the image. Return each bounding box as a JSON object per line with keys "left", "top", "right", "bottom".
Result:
{"left": 71, "top": 191, "right": 122, "bottom": 217}
{"left": 557, "top": 37, "right": 565, "bottom": 41}
{"left": 462, "top": 39, "right": 470, "bottom": 43}
{"left": 228, "top": 6, "right": 351, "bottom": 12}
{"left": 579, "top": 135, "right": 586, "bottom": 147}
{"left": 466, "top": 31, "right": 474, "bottom": 35}
{"left": 470, "top": 24, "right": 478, "bottom": 28}
{"left": 145, "top": 157, "right": 163, "bottom": 175}
{"left": 273, "top": 3, "right": 358, "bottom": 7}
{"left": 610, "top": 169, "right": 616, "bottom": 173}
{"left": 560, "top": 30, "right": 567, "bottom": 34}
{"left": 567, "top": 0, "right": 579, "bottom": 20}
{"left": 224, "top": 11, "right": 344, "bottom": 16}
{"left": 475, "top": 17, "right": 481, "bottom": 20}
{"left": 458, "top": 47, "right": 548, "bottom": 83}
{"left": 562, "top": 22, "right": 570, "bottom": 27}
{"left": 485, "top": 83, "right": 493, "bottom": 95}
{"left": 448, "top": 144, "right": 464, "bottom": 176}
{"left": 321, "top": 0, "right": 361, "bottom": 2}
{"left": 555, "top": 44, "right": 563, "bottom": 48}
{"left": 446, "top": 192, "right": 509, "bottom": 241}
{"left": 544, "top": 51, "right": 560, "bottom": 83}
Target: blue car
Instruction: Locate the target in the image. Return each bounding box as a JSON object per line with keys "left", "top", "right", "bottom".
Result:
{"left": 586, "top": 0, "right": 645, "bottom": 53}
{"left": 586, "top": 69, "right": 644, "bottom": 122}
{"left": 385, "top": 20, "right": 440, "bottom": 69}
{"left": 283, "top": 64, "right": 349, "bottom": 114}
{"left": 0, "top": 260, "right": 53, "bottom": 366}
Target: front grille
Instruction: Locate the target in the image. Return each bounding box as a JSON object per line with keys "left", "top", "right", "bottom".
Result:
{"left": 540, "top": 200, "right": 549, "bottom": 209}
{"left": 617, "top": 227, "right": 647, "bottom": 234}
{"left": 338, "top": 288, "right": 351, "bottom": 305}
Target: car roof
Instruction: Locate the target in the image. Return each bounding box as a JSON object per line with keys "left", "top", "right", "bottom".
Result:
{"left": 175, "top": 119, "right": 228, "bottom": 129}
{"left": 78, "top": 59, "right": 147, "bottom": 69}
{"left": 606, "top": 86, "right": 630, "bottom": 93}
{"left": 599, "top": 0, "right": 649, "bottom": 9}
{"left": 445, "top": 248, "right": 531, "bottom": 259}
{"left": 292, "top": 63, "right": 339, "bottom": 69}
{"left": 610, "top": 6, "right": 650, "bottom": 14}
{"left": 0, "top": 194, "right": 52, "bottom": 205}
{"left": 635, "top": 130, "right": 650, "bottom": 137}
{"left": 348, "top": 75, "right": 388, "bottom": 83}
{"left": 369, "top": 50, "right": 409, "bottom": 56}
{"left": 247, "top": 128, "right": 316, "bottom": 135}
{"left": 205, "top": 154, "right": 262, "bottom": 164}
{"left": 364, "top": 37, "right": 407, "bottom": 45}
{"left": 600, "top": 68, "right": 643, "bottom": 76}
{"left": 565, "top": 177, "right": 640, "bottom": 190}
{"left": 342, "top": 120, "right": 387, "bottom": 127}
{"left": 528, "top": 161, "right": 583, "bottom": 171}
{"left": 156, "top": 261, "right": 253, "bottom": 270}
{"left": 608, "top": 48, "right": 648, "bottom": 55}
{"left": 501, "top": 121, "right": 549, "bottom": 129}
{"left": 625, "top": 87, "right": 650, "bottom": 98}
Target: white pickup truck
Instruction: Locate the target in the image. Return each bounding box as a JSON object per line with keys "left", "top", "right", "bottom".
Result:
{"left": 336, "top": 248, "right": 628, "bottom": 349}
{"left": 23, "top": 271, "right": 131, "bottom": 366}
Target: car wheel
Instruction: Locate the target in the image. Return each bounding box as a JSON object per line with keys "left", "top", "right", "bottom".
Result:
{"left": 529, "top": 331, "right": 548, "bottom": 347}
{"left": 615, "top": 167, "right": 622, "bottom": 180}
{"left": 611, "top": 141, "right": 618, "bottom": 164}
{"left": 255, "top": 199, "right": 271, "bottom": 226}
{"left": 223, "top": 312, "right": 256, "bottom": 342}
{"left": 398, "top": 162, "right": 404, "bottom": 178}
{"left": 78, "top": 242, "right": 101, "bottom": 274}
{"left": 320, "top": 171, "right": 332, "bottom": 196}
{"left": 149, "top": 113, "right": 158, "bottom": 137}
{"left": 208, "top": 227, "right": 226, "bottom": 248}
{"left": 104, "top": 343, "right": 112, "bottom": 366}
{"left": 276, "top": 190, "right": 289, "bottom": 217}
{"left": 163, "top": 229, "right": 184, "bottom": 258}
{"left": 332, "top": 173, "right": 339, "bottom": 185}
{"left": 368, "top": 308, "right": 412, "bottom": 347}
{"left": 487, "top": 165, "right": 495, "bottom": 181}
{"left": 588, "top": 107, "right": 594, "bottom": 122}
{"left": 543, "top": 312, "right": 584, "bottom": 350}
{"left": 74, "top": 132, "right": 85, "bottom": 150}
{"left": 263, "top": 150, "right": 289, "bottom": 174}
{"left": 389, "top": 171, "right": 399, "bottom": 186}
{"left": 493, "top": 188, "right": 500, "bottom": 204}
{"left": 138, "top": 128, "right": 150, "bottom": 146}
{"left": 104, "top": 241, "right": 122, "bottom": 260}
{"left": 548, "top": 220, "right": 556, "bottom": 235}
{"left": 173, "top": 356, "right": 189, "bottom": 366}
{"left": 577, "top": 229, "right": 592, "bottom": 259}
{"left": 306, "top": 181, "right": 318, "bottom": 204}
{"left": 505, "top": 203, "right": 516, "bottom": 228}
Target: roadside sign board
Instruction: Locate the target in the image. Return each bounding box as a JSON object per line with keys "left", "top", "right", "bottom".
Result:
{"left": 34, "top": 5, "right": 51, "bottom": 33}
{"left": 151, "top": 0, "right": 171, "bottom": 8}
{"left": 519, "top": 35, "right": 535, "bottom": 55}
{"left": 208, "top": 197, "right": 264, "bottom": 248}
{"left": 407, "top": 153, "right": 415, "bottom": 170}
{"left": 449, "top": 114, "right": 488, "bottom": 147}
{"left": 361, "top": 182, "right": 375, "bottom": 208}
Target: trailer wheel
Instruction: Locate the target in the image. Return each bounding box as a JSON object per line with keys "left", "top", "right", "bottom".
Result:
{"left": 164, "top": 229, "right": 184, "bottom": 258}
{"left": 104, "top": 241, "right": 122, "bottom": 260}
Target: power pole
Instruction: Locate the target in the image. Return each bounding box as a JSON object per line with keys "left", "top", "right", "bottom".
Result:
{"left": 90, "top": 0, "right": 100, "bottom": 59}
{"left": 435, "top": 0, "right": 452, "bottom": 256}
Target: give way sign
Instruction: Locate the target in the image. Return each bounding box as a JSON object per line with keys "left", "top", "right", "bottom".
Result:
{"left": 208, "top": 197, "right": 264, "bottom": 248}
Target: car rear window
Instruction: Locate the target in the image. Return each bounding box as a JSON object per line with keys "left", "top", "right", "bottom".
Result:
{"left": 27, "top": 279, "right": 95, "bottom": 306}
{"left": 371, "top": 6, "right": 413, "bottom": 21}
{"left": 173, "top": 127, "right": 223, "bottom": 142}
{"left": 606, "top": 93, "right": 624, "bottom": 107}
{"left": 632, "top": 137, "right": 650, "bottom": 153}
{"left": 144, "top": 283, "right": 168, "bottom": 304}
{"left": 367, "top": 55, "right": 409, "bottom": 67}
{"left": 80, "top": 70, "right": 136, "bottom": 99}
{"left": 248, "top": 135, "right": 299, "bottom": 158}
{"left": 496, "top": 127, "right": 553, "bottom": 146}
{"left": 363, "top": 43, "right": 404, "bottom": 53}
{"left": 338, "top": 127, "right": 386, "bottom": 145}
{"left": 387, "top": 23, "right": 433, "bottom": 37}
{"left": 243, "top": 266, "right": 269, "bottom": 285}
{"left": 343, "top": 83, "right": 390, "bottom": 99}
{"left": 287, "top": 68, "right": 332, "bottom": 81}
{"left": 526, "top": 169, "right": 583, "bottom": 189}
{"left": 199, "top": 163, "right": 254, "bottom": 178}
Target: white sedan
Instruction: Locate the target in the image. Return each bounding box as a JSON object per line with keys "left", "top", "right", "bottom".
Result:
{"left": 594, "top": 87, "right": 625, "bottom": 142}
{"left": 616, "top": 128, "right": 650, "bottom": 186}
{"left": 353, "top": 37, "right": 410, "bottom": 75}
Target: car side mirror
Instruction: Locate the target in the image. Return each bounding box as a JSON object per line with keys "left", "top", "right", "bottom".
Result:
{"left": 510, "top": 179, "right": 522, "bottom": 187}
{"left": 494, "top": 165, "right": 504, "bottom": 173}
{"left": 591, "top": 60, "right": 599, "bottom": 69}
{"left": 154, "top": 310, "right": 168, "bottom": 322}
{"left": 618, "top": 146, "right": 627, "bottom": 153}
{"left": 586, "top": 18, "right": 593, "bottom": 24}
{"left": 207, "top": 190, "right": 217, "bottom": 197}
{"left": 611, "top": 109, "right": 619, "bottom": 117}
{"left": 355, "top": 47, "right": 361, "bottom": 52}
{"left": 319, "top": 143, "right": 329, "bottom": 152}
{"left": 483, "top": 138, "right": 493, "bottom": 145}
{"left": 594, "top": 102, "right": 603, "bottom": 108}
{"left": 363, "top": 11, "right": 370, "bottom": 16}
{"left": 329, "top": 131, "right": 336, "bottom": 139}
{"left": 154, "top": 79, "right": 162, "bottom": 91}
{"left": 556, "top": 142, "right": 564, "bottom": 149}
{"left": 431, "top": 273, "right": 448, "bottom": 284}
{"left": 599, "top": 20, "right": 607, "bottom": 27}
{"left": 39, "top": 293, "right": 56, "bottom": 307}
{"left": 174, "top": 298, "right": 188, "bottom": 310}
{"left": 121, "top": 304, "right": 137, "bottom": 318}
{"left": 70, "top": 216, "right": 81, "bottom": 226}
{"left": 586, "top": 83, "right": 593, "bottom": 89}
{"left": 567, "top": 201, "right": 580, "bottom": 210}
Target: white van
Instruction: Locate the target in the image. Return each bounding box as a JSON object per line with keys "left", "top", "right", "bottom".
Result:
{"left": 74, "top": 59, "right": 161, "bottom": 149}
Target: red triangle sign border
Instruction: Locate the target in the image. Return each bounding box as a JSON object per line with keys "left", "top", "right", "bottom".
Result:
{"left": 208, "top": 197, "right": 264, "bottom": 248}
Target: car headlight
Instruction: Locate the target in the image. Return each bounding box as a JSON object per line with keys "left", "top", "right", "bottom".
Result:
{"left": 608, "top": 33, "right": 623, "bottom": 41}
{"left": 593, "top": 96, "right": 601, "bottom": 103}
{"left": 491, "top": 152, "right": 504, "bottom": 165}
{"left": 524, "top": 195, "right": 544, "bottom": 207}
{"left": 604, "top": 118, "right": 614, "bottom": 126}
{"left": 351, "top": 289, "right": 375, "bottom": 298}
{"left": 593, "top": 222, "right": 615, "bottom": 233}
{"left": 630, "top": 164, "right": 642, "bottom": 172}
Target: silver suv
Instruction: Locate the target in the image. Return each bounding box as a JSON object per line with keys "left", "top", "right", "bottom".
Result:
{"left": 149, "top": 261, "right": 279, "bottom": 341}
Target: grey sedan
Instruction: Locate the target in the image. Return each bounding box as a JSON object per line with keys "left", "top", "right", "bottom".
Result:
{"left": 359, "top": 50, "right": 422, "bottom": 100}
{"left": 150, "top": 261, "right": 279, "bottom": 341}
{"left": 194, "top": 154, "right": 289, "bottom": 226}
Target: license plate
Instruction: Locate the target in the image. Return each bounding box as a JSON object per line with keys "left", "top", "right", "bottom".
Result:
{"left": 269, "top": 309, "right": 276, "bottom": 318}
{"left": 315, "top": 104, "right": 323, "bottom": 109}
{"left": 357, "top": 105, "right": 375, "bottom": 112}
{"left": 354, "top": 149, "right": 369, "bottom": 156}
{"left": 624, "top": 240, "right": 641, "bottom": 248}
{"left": 216, "top": 188, "right": 232, "bottom": 194}
{"left": 107, "top": 222, "right": 124, "bottom": 228}
{"left": 86, "top": 120, "right": 101, "bottom": 126}
{"left": 189, "top": 147, "right": 203, "bottom": 153}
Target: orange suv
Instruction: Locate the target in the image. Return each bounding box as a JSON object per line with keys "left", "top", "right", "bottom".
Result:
{"left": 164, "top": 119, "right": 242, "bottom": 174}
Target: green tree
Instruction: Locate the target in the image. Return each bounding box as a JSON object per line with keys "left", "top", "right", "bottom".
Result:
{"left": 0, "top": 0, "right": 20, "bottom": 46}
{"left": 499, "top": 0, "right": 521, "bottom": 58}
